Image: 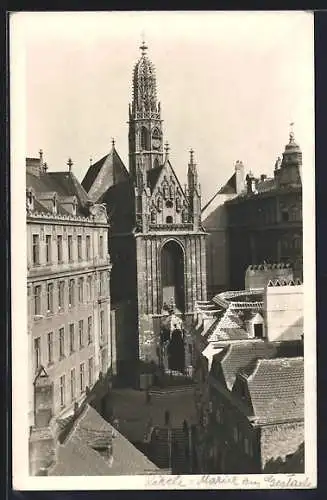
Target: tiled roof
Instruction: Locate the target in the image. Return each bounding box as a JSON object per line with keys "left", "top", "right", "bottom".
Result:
{"left": 246, "top": 357, "right": 304, "bottom": 424}
{"left": 206, "top": 310, "right": 250, "bottom": 343}
{"left": 49, "top": 404, "right": 159, "bottom": 476}
{"left": 27, "top": 170, "right": 91, "bottom": 216}
{"left": 82, "top": 148, "right": 130, "bottom": 202}
{"left": 211, "top": 340, "right": 303, "bottom": 390}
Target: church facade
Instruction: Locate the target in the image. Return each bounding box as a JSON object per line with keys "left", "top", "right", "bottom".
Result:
{"left": 82, "top": 42, "right": 207, "bottom": 384}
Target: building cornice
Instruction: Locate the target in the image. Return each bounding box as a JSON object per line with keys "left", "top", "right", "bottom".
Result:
{"left": 27, "top": 212, "right": 109, "bottom": 228}
{"left": 27, "top": 263, "right": 111, "bottom": 282}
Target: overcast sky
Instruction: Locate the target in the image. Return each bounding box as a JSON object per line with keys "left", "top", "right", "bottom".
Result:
{"left": 13, "top": 11, "right": 314, "bottom": 204}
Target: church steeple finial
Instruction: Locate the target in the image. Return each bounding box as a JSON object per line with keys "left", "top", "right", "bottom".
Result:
{"left": 140, "top": 33, "right": 148, "bottom": 56}
{"left": 289, "top": 122, "right": 295, "bottom": 142}
{"left": 111, "top": 137, "right": 115, "bottom": 149}
{"left": 164, "top": 141, "right": 170, "bottom": 160}
{"left": 189, "top": 148, "right": 195, "bottom": 165}
{"left": 67, "top": 157, "right": 73, "bottom": 172}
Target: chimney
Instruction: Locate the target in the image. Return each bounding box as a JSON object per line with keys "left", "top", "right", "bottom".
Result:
{"left": 235, "top": 160, "right": 245, "bottom": 194}
{"left": 246, "top": 172, "right": 257, "bottom": 195}
{"left": 26, "top": 150, "right": 46, "bottom": 177}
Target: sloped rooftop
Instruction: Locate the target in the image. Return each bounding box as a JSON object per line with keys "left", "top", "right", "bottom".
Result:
{"left": 245, "top": 357, "right": 304, "bottom": 424}
{"left": 210, "top": 340, "right": 303, "bottom": 391}
{"left": 49, "top": 404, "right": 159, "bottom": 476}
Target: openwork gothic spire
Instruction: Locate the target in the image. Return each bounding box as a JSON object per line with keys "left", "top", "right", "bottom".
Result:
{"left": 131, "top": 42, "right": 159, "bottom": 119}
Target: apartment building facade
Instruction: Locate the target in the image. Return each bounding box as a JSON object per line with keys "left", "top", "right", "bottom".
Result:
{"left": 26, "top": 154, "right": 112, "bottom": 426}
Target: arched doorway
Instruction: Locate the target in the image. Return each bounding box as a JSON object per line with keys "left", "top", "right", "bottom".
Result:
{"left": 161, "top": 240, "right": 185, "bottom": 312}
{"left": 167, "top": 329, "right": 185, "bottom": 372}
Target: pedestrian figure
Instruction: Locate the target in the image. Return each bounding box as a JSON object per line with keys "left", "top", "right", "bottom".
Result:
{"left": 145, "top": 387, "right": 151, "bottom": 404}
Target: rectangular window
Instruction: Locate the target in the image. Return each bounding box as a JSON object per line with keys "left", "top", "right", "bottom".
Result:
{"left": 87, "top": 316, "right": 92, "bottom": 344}
{"left": 32, "top": 234, "right": 40, "bottom": 265}
{"left": 69, "top": 323, "right": 75, "bottom": 353}
{"left": 100, "top": 310, "right": 105, "bottom": 342}
{"left": 34, "top": 285, "right": 41, "bottom": 316}
{"left": 47, "top": 332, "right": 53, "bottom": 365}
{"left": 68, "top": 279, "right": 75, "bottom": 307}
{"left": 77, "top": 235, "right": 82, "bottom": 261}
{"left": 88, "top": 357, "right": 94, "bottom": 387}
{"left": 70, "top": 368, "right": 76, "bottom": 402}
{"left": 68, "top": 235, "right": 73, "bottom": 262}
{"left": 99, "top": 235, "right": 104, "bottom": 259}
{"left": 79, "top": 363, "right": 85, "bottom": 394}
{"left": 58, "top": 280, "right": 65, "bottom": 309}
{"left": 86, "top": 235, "right": 91, "bottom": 260}
{"left": 45, "top": 235, "right": 52, "bottom": 264}
{"left": 57, "top": 235, "right": 63, "bottom": 263}
{"left": 59, "top": 327, "right": 65, "bottom": 358}
{"left": 86, "top": 275, "right": 92, "bottom": 301}
{"left": 79, "top": 319, "right": 84, "bottom": 349}
{"left": 60, "top": 375, "right": 66, "bottom": 408}
{"left": 78, "top": 277, "right": 84, "bottom": 303}
{"left": 47, "top": 283, "right": 54, "bottom": 313}
{"left": 34, "top": 337, "right": 41, "bottom": 370}
{"left": 99, "top": 272, "right": 103, "bottom": 296}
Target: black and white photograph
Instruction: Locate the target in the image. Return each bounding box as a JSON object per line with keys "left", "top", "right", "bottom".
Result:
{"left": 10, "top": 11, "right": 316, "bottom": 489}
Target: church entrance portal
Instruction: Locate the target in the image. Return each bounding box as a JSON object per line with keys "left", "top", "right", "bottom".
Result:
{"left": 167, "top": 329, "right": 185, "bottom": 372}
{"left": 161, "top": 240, "right": 185, "bottom": 312}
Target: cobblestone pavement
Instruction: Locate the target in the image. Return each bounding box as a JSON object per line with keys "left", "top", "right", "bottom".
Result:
{"left": 110, "top": 387, "right": 197, "bottom": 443}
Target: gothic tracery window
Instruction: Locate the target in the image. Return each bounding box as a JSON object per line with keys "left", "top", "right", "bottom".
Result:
{"left": 140, "top": 126, "right": 150, "bottom": 150}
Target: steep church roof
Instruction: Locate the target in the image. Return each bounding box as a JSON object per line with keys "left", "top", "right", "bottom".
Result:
{"left": 99, "top": 179, "right": 135, "bottom": 232}
{"left": 82, "top": 144, "right": 130, "bottom": 202}
{"left": 201, "top": 172, "right": 237, "bottom": 213}
{"left": 147, "top": 164, "right": 164, "bottom": 191}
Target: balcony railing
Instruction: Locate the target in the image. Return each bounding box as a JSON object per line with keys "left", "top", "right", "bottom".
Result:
{"left": 149, "top": 223, "right": 193, "bottom": 231}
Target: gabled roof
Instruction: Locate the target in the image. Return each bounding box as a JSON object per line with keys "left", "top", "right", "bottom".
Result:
{"left": 246, "top": 357, "right": 304, "bottom": 424}
{"left": 49, "top": 404, "right": 159, "bottom": 476}
{"left": 99, "top": 179, "right": 135, "bottom": 232}
{"left": 82, "top": 147, "right": 130, "bottom": 202}
{"left": 218, "top": 173, "right": 237, "bottom": 195}
{"left": 202, "top": 173, "right": 237, "bottom": 213}
{"left": 147, "top": 165, "right": 164, "bottom": 191}
{"left": 210, "top": 340, "right": 303, "bottom": 390}
{"left": 148, "top": 158, "right": 188, "bottom": 203}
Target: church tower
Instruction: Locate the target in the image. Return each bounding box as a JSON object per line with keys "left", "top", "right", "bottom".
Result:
{"left": 129, "top": 41, "right": 164, "bottom": 179}
{"left": 82, "top": 41, "right": 208, "bottom": 387}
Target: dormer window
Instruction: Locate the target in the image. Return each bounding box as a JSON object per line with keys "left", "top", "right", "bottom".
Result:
{"left": 53, "top": 196, "right": 57, "bottom": 215}
{"left": 26, "top": 189, "right": 35, "bottom": 211}
{"left": 72, "top": 200, "right": 77, "bottom": 216}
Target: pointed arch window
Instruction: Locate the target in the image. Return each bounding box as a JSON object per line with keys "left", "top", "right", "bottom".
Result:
{"left": 152, "top": 128, "right": 160, "bottom": 140}
{"left": 141, "top": 126, "right": 150, "bottom": 150}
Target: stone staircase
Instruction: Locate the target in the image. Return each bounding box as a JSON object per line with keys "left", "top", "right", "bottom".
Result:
{"left": 148, "top": 426, "right": 191, "bottom": 474}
